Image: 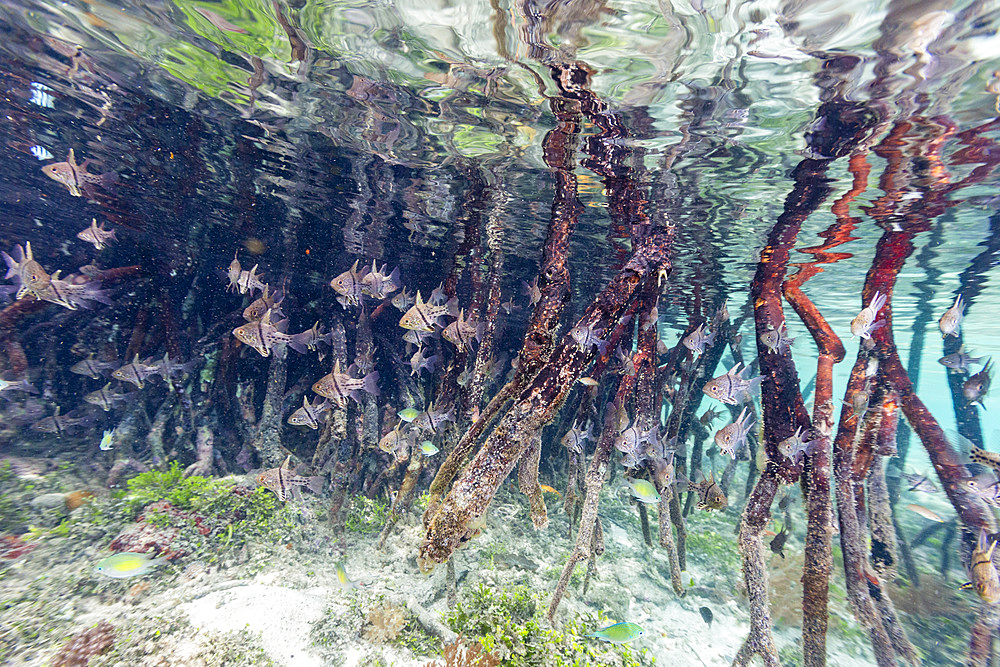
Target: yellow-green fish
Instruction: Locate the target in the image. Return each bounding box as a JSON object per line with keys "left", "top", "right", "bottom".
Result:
{"left": 94, "top": 552, "right": 166, "bottom": 578}
{"left": 99, "top": 429, "right": 114, "bottom": 451}
{"left": 585, "top": 621, "right": 644, "bottom": 644}
{"left": 335, "top": 562, "right": 360, "bottom": 590}
{"left": 626, "top": 477, "right": 660, "bottom": 504}
{"left": 398, "top": 407, "right": 420, "bottom": 422}
{"left": 420, "top": 441, "right": 439, "bottom": 456}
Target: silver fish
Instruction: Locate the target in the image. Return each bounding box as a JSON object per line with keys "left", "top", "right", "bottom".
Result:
{"left": 242, "top": 284, "right": 284, "bottom": 322}
{"left": 850, "top": 291, "right": 887, "bottom": 340}
{"left": 561, "top": 420, "right": 592, "bottom": 454}
{"left": 330, "top": 260, "right": 367, "bottom": 307}
{"left": 522, "top": 277, "right": 541, "bottom": 306}
{"left": 682, "top": 323, "right": 716, "bottom": 355}
{"left": 901, "top": 471, "right": 938, "bottom": 494}
{"left": 409, "top": 347, "right": 438, "bottom": 377}
{"left": 111, "top": 355, "right": 161, "bottom": 389}
{"left": 614, "top": 422, "right": 657, "bottom": 455}
{"left": 38, "top": 271, "right": 111, "bottom": 311}
{"left": 702, "top": 362, "right": 762, "bottom": 405}
{"left": 842, "top": 388, "right": 871, "bottom": 419}
{"left": 83, "top": 383, "right": 130, "bottom": 411}
{"left": 760, "top": 323, "right": 794, "bottom": 355}
{"left": 287, "top": 395, "right": 331, "bottom": 430}
{"left": 3, "top": 242, "right": 51, "bottom": 300}
{"left": 715, "top": 407, "right": 754, "bottom": 459}
{"left": 412, "top": 405, "right": 455, "bottom": 434}
{"left": 0, "top": 377, "right": 38, "bottom": 395}
{"left": 399, "top": 291, "right": 457, "bottom": 332}
{"left": 360, "top": 260, "right": 401, "bottom": 300}
{"left": 76, "top": 219, "right": 116, "bottom": 250}
{"left": 232, "top": 308, "right": 293, "bottom": 358}
{"left": 378, "top": 427, "right": 411, "bottom": 458}
{"left": 569, "top": 322, "right": 608, "bottom": 355}
{"left": 964, "top": 360, "right": 992, "bottom": 407}
{"left": 70, "top": 357, "right": 118, "bottom": 380}
{"left": 939, "top": 346, "right": 985, "bottom": 372}
{"left": 312, "top": 360, "right": 379, "bottom": 408}
{"left": 287, "top": 321, "right": 331, "bottom": 352}
{"left": 391, "top": 287, "right": 415, "bottom": 312}
{"left": 442, "top": 309, "right": 481, "bottom": 352}
{"left": 939, "top": 295, "right": 965, "bottom": 338}
{"left": 777, "top": 426, "right": 822, "bottom": 465}
{"left": 256, "top": 456, "right": 323, "bottom": 502}
{"left": 41, "top": 149, "right": 114, "bottom": 198}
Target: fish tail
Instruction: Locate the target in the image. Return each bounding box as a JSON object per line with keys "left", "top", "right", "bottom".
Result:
{"left": 307, "top": 475, "right": 325, "bottom": 495}
{"left": 445, "top": 297, "right": 459, "bottom": 318}
{"left": 285, "top": 331, "right": 309, "bottom": 354}
{"left": 1, "top": 251, "right": 18, "bottom": 280}
{"left": 363, "top": 371, "right": 380, "bottom": 396}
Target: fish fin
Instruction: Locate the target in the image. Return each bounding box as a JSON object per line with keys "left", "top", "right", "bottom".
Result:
{"left": 363, "top": 371, "right": 380, "bottom": 397}
{"left": 446, "top": 297, "right": 459, "bottom": 318}
{"left": 307, "top": 475, "right": 325, "bottom": 495}
{"left": 285, "top": 331, "right": 309, "bottom": 354}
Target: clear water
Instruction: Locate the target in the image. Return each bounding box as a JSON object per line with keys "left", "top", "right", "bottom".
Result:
{"left": 0, "top": 0, "right": 998, "bottom": 665}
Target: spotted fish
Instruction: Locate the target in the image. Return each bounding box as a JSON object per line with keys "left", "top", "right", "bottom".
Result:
{"left": 330, "top": 260, "right": 367, "bottom": 307}
{"left": 287, "top": 395, "right": 332, "bottom": 430}
{"left": 256, "top": 456, "right": 324, "bottom": 502}
{"left": 76, "top": 219, "right": 117, "bottom": 250}
{"left": 41, "top": 149, "right": 115, "bottom": 198}
{"left": 962, "top": 527, "right": 1000, "bottom": 604}
{"left": 311, "top": 359, "right": 379, "bottom": 408}
{"left": 399, "top": 291, "right": 458, "bottom": 332}
{"left": 702, "top": 362, "right": 761, "bottom": 405}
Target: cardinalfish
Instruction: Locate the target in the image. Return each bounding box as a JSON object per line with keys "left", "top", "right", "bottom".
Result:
{"left": 77, "top": 219, "right": 116, "bottom": 250}
{"left": 412, "top": 404, "right": 455, "bottom": 434}
{"left": 939, "top": 295, "right": 965, "bottom": 338}
{"left": 615, "top": 422, "right": 657, "bottom": 457}
{"left": 378, "top": 427, "right": 411, "bottom": 458}
{"left": 702, "top": 362, "right": 761, "bottom": 405}
{"left": 112, "top": 355, "right": 162, "bottom": 389}
{"left": 2, "top": 242, "right": 110, "bottom": 310}
{"left": 232, "top": 308, "right": 301, "bottom": 358}
{"left": 226, "top": 254, "right": 266, "bottom": 295}
{"left": 682, "top": 323, "right": 716, "bottom": 355}
{"left": 715, "top": 407, "right": 755, "bottom": 459}
{"left": 561, "top": 420, "right": 593, "bottom": 455}
{"left": 939, "top": 346, "right": 984, "bottom": 372}
{"left": 359, "top": 260, "right": 401, "bottom": 300}
{"left": 777, "top": 426, "right": 822, "bottom": 465}
{"left": 962, "top": 528, "right": 1000, "bottom": 604}
{"left": 689, "top": 472, "right": 727, "bottom": 511}
{"left": 850, "top": 290, "right": 887, "bottom": 340}
{"left": 963, "top": 360, "right": 992, "bottom": 408}
{"left": 70, "top": 356, "right": 118, "bottom": 379}
{"left": 842, "top": 388, "right": 871, "bottom": 419}
{"left": 256, "top": 456, "right": 324, "bottom": 502}
{"left": 0, "top": 377, "right": 37, "bottom": 396}
{"left": 242, "top": 284, "right": 284, "bottom": 322}
{"left": 41, "top": 149, "right": 115, "bottom": 198}
{"left": 569, "top": 321, "right": 608, "bottom": 356}
{"left": 312, "top": 359, "right": 379, "bottom": 409}
{"left": 83, "top": 383, "right": 130, "bottom": 411}
{"left": 31, "top": 406, "right": 93, "bottom": 436}
{"left": 522, "top": 277, "right": 541, "bottom": 307}
{"left": 399, "top": 291, "right": 458, "bottom": 332}
{"left": 769, "top": 524, "right": 789, "bottom": 558}
{"left": 391, "top": 287, "right": 415, "bottom": 312}
{"left": 287, "top": 396, "right": 332, "bottom": 430}
{"left": 970, "top": 443, "right": 1000, "bottom": 477}
{"left": 330, "top": 260, "right": 367, "bottom": 307}
{"left": 288, "top": 321, "right": 331, "bottom": 352}
{"left": 442, "top": 309, "right": 482, "bottom": 352}
{"left": 760, "top": 322, "right": 794, "bottom": 355}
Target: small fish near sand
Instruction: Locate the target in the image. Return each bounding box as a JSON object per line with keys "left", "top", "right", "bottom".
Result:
{"left": 585, "top": 621, "right": 644, "bottom": 644}
{"left": 699, "top": 606, "right": 714, "bottom": 628}
{"left": 94, "top": 552, "right": 166, "bottom": 579}
{"left": 335, "top": 562, "right": 361, "bottom": 590}
{"left": 255, "top": 456, "right": 324, "bottom": 502}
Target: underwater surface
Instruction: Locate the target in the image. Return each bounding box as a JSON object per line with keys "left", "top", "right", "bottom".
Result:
{"left": 0, "top": 0, "right": 999, "bottom": 664}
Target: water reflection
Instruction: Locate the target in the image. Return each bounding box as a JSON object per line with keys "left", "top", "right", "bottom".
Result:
{"left": 0, "top": 0, "right": 998, "bottom": 665}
